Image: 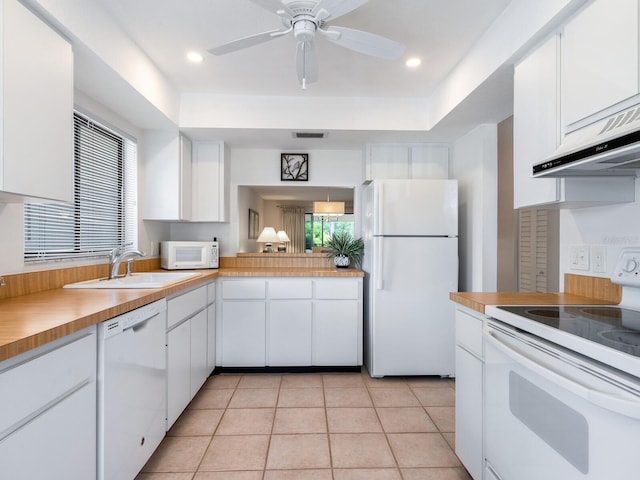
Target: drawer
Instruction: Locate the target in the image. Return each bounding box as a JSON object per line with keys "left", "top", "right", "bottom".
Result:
{"left": 269, "top": 279, "right": 313, "bottom": 299}
{"left": 0, "top": 328, "right": 96, "bottom": 435}
{"left": 207, "top": 281, "right": 216, "bottom": 304}
{"left": 314, "top": 279, "right": 360, "bottom": 299}
{"left": 222, "top": 280, "right": 266, "bottom": 300}
{"left": 167, "top": 285, "right": 207, "bottom": 328}
{"left": 455, "top": 309, "right": 484, "bottom": 357}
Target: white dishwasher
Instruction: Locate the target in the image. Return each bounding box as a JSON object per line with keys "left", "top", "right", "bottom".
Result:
{"left": 98, "top": 299, "right": 167, "bottom": 480}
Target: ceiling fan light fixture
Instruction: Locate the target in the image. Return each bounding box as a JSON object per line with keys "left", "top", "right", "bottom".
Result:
{"left": 208, "top": 0, "right": 405, "bottom": 86}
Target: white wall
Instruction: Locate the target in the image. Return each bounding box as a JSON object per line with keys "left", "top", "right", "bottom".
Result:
{"left": 559, "top": 180, "right": 640, "bottom": 288}
{"left": 451, "top": 124, "right": 498, "bottom": 292}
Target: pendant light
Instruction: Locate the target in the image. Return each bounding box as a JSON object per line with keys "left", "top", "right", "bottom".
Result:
{"left": 313, "top": 189, "right": 345, "bottom": 220}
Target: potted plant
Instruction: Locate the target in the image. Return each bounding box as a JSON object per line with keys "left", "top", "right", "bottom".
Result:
{"left": 325, "top": 231, "right": 364, "bottom": 268}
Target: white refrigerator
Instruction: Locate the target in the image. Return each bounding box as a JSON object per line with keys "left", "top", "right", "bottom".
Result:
{"left": 362, "top": 179, "right": 458, "bottom": 377}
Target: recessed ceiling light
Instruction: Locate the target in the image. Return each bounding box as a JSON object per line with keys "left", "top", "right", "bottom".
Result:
{"left": 186, "top": 51, "right": 204, "bottom": 63}
{"left": 405, "top": 57, "right": 422, "bottom": 68}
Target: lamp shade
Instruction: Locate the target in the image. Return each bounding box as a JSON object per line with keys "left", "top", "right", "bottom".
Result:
{"left": 256, "top": 227, "right": 279, "bottom": 243}
{"left": 313, "top": 201, "right": 345, "bottom": 216}
{"left": 276, "top": 230, "right": 290, "bottom": 242}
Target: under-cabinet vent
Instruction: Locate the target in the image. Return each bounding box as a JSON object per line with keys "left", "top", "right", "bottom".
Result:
{"left": 293, "top": 132, "right": 326, "bottom": 139}
{"left": 598, "top": 105, "right": 640, "bottom": 136}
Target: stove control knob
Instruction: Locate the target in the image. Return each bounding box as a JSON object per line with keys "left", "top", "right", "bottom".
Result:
{"left": 623, "top": 258, "right": 639, "bottom": 273}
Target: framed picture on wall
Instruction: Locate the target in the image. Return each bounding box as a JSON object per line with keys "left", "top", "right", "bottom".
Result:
{"left": 281, "top": 153, "right": 308, "bottom": 181}
{"left": 248, "top": 209, "right": 259, "bottom": 239}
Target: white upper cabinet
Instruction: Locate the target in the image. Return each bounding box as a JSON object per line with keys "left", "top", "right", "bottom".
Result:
{"left": 191, "top": 141, "right": 229, "bottom": 222}
{"left": 563, "top": 0, "right": 639, "bottom": 127}
{"left": 513, "top": 34, "right": 562, "bottom": 208}
{"left": 0, "top": 0, "right": 73, "bottom": 203}
{"left": 142, "top": 131, "right": 192, "bottom": 220}
{"left": 365, "top": 144, "right": 449, "bottom": 180}
{"left": 513, "top": 33, "right": 636, "bottom": 209}
{"left": 143, "top": 136, "right": 229, "bottom": 222}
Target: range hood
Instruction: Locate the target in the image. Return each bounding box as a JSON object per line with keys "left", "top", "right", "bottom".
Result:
{"left": 533, "top": 104, "right": 640, "bottom": 177}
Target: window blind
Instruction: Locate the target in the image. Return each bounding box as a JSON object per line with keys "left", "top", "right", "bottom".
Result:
{"left": 24, "top": 112, "right": 137, "bottom": 261}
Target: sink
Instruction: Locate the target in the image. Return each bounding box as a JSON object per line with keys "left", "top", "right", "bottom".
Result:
{"left": 64, "top": 272, "right": 199, "bottom": 289}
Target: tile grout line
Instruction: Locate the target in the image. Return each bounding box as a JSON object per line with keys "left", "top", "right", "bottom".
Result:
{"left": 364, "top": 372, "right": 406, "bottom": 479}
{"left": 192, "top": 374, "right": 237, "bottom": 476}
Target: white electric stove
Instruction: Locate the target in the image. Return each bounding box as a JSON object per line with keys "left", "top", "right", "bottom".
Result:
{"left": 483, "top": 248, "right": 640, "bottom": 480}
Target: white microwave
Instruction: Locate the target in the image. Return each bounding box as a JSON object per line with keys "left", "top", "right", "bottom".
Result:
{"left": 160, "top": 241, "right": 219, "bottom": 270}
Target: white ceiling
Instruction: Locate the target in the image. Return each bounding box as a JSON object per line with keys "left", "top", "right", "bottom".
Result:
{"left": 95, "top": 0, "right": 512, "bottom": 98}
{"left": 84, "top": 0, "right": 515, "bottom": 147}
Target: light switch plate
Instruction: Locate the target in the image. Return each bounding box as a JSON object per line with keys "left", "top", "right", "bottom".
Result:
{"left": 591, "top": 245, "right": 607, "bottom": 273}
{"left": 569, "top": 245, "right": 589, "bottom": 271}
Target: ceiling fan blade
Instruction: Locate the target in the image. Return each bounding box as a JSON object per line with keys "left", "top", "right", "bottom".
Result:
{"left": 296, "top": 40, "right": 318, "bottom": 88}
{"left": 313, "top": 0, "right": 368, "bottom": 22}
{"left": 208, "top": 29, "right": 288, "bottom": 55}
{"left": 324, "top": 26, "right": 405, "bottom": 60}
{"left": 249, "top": 0, "right": 293, "bottom": 18}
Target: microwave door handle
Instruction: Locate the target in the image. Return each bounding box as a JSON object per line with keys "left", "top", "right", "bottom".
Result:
{"left": 485, "top": 329, "right": 640, "bottom": 420}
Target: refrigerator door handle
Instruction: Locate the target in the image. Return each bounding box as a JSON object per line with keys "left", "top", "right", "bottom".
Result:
{"left": 376, "top": 237, "right": 384, "bottom": 290}
{"left": 375, "top": 182, "right": 383, "bottom": 235}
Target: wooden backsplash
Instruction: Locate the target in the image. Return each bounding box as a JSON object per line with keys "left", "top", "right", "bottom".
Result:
{"left": 222, "top": 253, "right": 335, "bottom": 269}
{"left": 564, "top": 273, "right": 621, "bottom": 303}
{"left": 0, "top": 258, "right": 161, "bottom": 300}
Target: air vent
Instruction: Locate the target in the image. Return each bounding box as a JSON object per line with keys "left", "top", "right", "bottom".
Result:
{"left": 293, "top": 132, "right": 326, "bottom": 139}
{"left": 599, "top": 105, "right": 640, "bottom": 135}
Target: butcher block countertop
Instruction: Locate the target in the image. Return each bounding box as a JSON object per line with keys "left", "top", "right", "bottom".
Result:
{"left": 450, "top": 274, "right": 622, "bottom": 315}
{"left": 449, "top": 291, "right": 617, "bottom": 314}
{"left": 0, "top": 258, "right": 363, "bottom": 362}
{"left": 218, "top": 267, "right": 363, "bottom": 277}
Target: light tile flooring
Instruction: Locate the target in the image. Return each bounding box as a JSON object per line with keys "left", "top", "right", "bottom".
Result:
{"left": 136, "top": 369, "right": 472, "bottom": 480}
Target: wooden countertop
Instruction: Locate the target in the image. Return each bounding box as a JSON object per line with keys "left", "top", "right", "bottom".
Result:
{"left": 218, "top": 267, "right": 364, "bottom": 277}
{"left": 0, "top": 270, "right": 217, "bottom": 362}
{"left": 450, "top": 291, "right": 617, "bottom": 314}
{"left": 0, "top": 266, "right": 363, "bottom": 362}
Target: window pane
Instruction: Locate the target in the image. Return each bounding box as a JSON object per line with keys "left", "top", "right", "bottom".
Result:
{"left": 305, "top": 213, "right": 355, "bottom": 251}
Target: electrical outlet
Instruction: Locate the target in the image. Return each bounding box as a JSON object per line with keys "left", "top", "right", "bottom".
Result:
{"left": 591, "top": 245, "right": 607, "bottom": 273}
{"left": 569, "top": 245, "right": 589, "bottom": 271}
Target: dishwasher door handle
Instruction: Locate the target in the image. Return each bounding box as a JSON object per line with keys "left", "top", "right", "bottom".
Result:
{"left": 485, "top": 328, "right": 640, "bottom": 420}
{"left": 123, "top": 314, "right": 157, "bottom": 334}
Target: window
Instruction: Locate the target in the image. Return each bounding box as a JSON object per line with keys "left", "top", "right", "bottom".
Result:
{"left": 305, "top": 213, "right": 355, "bottom": 251}
{"left": 24, "top": 112, "right": 137, "bottom": 261}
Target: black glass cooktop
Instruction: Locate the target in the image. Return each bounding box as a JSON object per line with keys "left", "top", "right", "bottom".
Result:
{"left": 497, "top": 305, "right": 640, "bottom": 357}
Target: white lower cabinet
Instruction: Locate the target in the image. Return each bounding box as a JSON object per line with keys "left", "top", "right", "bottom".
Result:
{"left": 221, "top": 301, "right": 267, "bottom": 366}
{"left": 313, "top": 300, "right": 359, "bottom": 366}
{"left": 268, "top": 300, "right": 313, "bottom": 366}
{"left": 190, "top": 309, "right": 209, "bottom": 397}
{"left": 207, "top": 282, "right": 216, "bottom": 372}
{"left": 455, "top": 307, "right": 486, "bottom": 480}
{"left": 0, "top": 327, "right": 97, "bottom": 480}
{"left": 167, "top": 319, "right": 191, "bottom": 429}
{"left": 166, "top": 284, "right": 212, "bottom": 429}
{"left": 218, "top": 277, "right": 363, "bottom": 367}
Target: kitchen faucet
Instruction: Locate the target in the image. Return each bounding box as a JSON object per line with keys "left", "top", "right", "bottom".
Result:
{"left": 109, "top": 246, "right": 145, "bottom": 279}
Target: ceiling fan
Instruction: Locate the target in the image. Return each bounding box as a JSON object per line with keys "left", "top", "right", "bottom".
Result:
{"left": 208, "top": 0, "right": 406, "bottom": 88}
